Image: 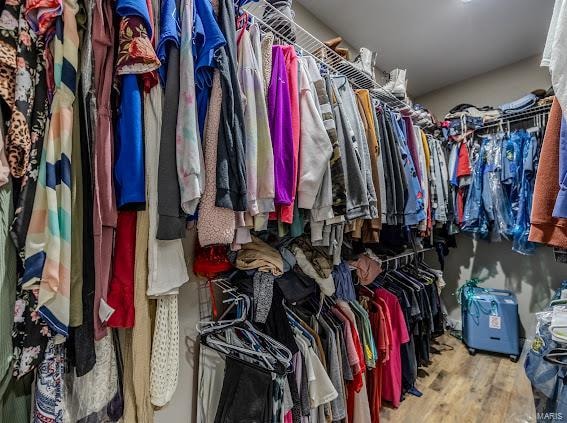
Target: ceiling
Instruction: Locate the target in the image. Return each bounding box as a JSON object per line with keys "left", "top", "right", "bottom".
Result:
{"left": 296, "top": 0, "right": 555, "bottom": 96}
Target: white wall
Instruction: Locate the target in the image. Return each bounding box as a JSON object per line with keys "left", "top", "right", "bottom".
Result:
{"left": 292, "top": 2, "right": 388, "bottom": 84}
{"left": 416, "top": 55, "right": 551, "bottom": 118}
{"left": 427, "top": 237, "right": 566, "bottom": 338}
{"left": 292, "top": 2, "right": 355, "bottom": 54}
{"left": 154, "top": 227, "right": 205, "bottom": 423}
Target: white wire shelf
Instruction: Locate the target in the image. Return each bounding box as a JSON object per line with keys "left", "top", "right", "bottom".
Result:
{"left": 242, "top": 0, "right": 416, "bottom": 115}
{"left": 474, "top": 103, "right": 552, "bottom": 132}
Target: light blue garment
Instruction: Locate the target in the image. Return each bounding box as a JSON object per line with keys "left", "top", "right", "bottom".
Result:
{"left": 499, "top": 93, "right": 537, "bottom": 114}
{"left": 462, "top": 139, "right": 489, "bottom": 236}
{"left": 502, "top": 130, "right": 528, "bottom": 221}
{"left": 486, "top": 135, "right": 515, "bottom": 238}
{"left": 390, "top": 111, "right": 426, "bottom": 226}
{"left": 193, "top": 0, "right": 226, "bottom": 137}
{"left": 333, "top": 261, "right": 356, "bottom": 302}
{"left": 524, "top": 321, "right": 567, "bottom": 421}
{"left": 513, "top": 132, "right": 539, "bottom": 254}
{"left": 553, "top": 118, "right": 567, "bottom": 218}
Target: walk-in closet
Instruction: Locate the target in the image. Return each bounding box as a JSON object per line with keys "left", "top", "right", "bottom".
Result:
{"left": 0, "top": 0, "right": 565, "bottom": 422}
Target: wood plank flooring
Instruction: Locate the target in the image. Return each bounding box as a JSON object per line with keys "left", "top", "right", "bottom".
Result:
{"left": 380, "top": 334, "right": 536, "bottom": 423}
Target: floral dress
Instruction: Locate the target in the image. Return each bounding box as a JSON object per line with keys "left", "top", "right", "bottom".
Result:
{"left": 0, "top": 0, "right": 53, "bottom": 379}
{"left": 12, "top": 288, "right": 52, "bottom": 378}
{"left": 0, "top": 0, "right": 50, "bottom": 254}
{"left": 0, "top": 0, "right": 37, "bottom": 180}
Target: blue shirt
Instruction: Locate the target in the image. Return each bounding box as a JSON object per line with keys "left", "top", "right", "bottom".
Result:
{"left": 114, "top": 0, "right": 150, "bottom": 210}
{"left": 115, "top": 74, "right": 145, "bottom": 209}
{"left": 116, "top": 0, "right": 152, "bottom": 33}
{"left": 553, "top": 118, "right": 567, "bottom": 218}
{"left": 157, "top": 0, "right": 181, "bottom": 84}
{"left": 193, "top": 0, "right": 225, "bottom": 137}
{"left": 392, "top": 112, "right": 426, "bottom": 226}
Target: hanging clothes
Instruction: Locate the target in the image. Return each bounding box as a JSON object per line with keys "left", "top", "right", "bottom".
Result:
{"left": 215, "top": 0, "right": 247, "bottom": 212}
{"left": 0, "top": 0, "right": 459, "bottom": 419}
{"left": 268, "top": 46, "right": 295, "bottom": 208}
{"left": 22, "top": 0, "right": 80, "bottom": 338}
{"left": 529, "top": 98, "right": 567, "bottom": 248}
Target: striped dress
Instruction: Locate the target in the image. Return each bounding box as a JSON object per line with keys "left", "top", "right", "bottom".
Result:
{"left": 22, "top": 0, "right": 79, "bottom": 338}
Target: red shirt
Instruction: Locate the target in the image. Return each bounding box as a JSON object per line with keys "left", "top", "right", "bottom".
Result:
{"left": 107, "top": 211, "right": 137, "bottom": 328}
{"left": 375, "top": 288, "right": 409, "bottom": 408}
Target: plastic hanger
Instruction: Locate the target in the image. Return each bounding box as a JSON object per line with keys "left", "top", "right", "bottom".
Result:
{"left": 196, "top": 294, "right": 250, "bottom": 335}
{"left": 198, "top": 291, "right": 292, "bottom": 368}
{"left": 199, "top": 307, "right": 293, "bottom": 374}
{"left": 549, "top": 325, "right": 567, "bottom": 344}
{"left": 544, "top": 348, "right": 567, "bottom": 366}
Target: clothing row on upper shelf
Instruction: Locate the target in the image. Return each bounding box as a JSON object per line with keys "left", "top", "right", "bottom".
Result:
{"left": 196, "top": 244, "right": 446, "bottom": 423}
{"left": 0, "top": 0, "right": 455, "bottom": 419}
{"left": 454, "top": 127, "right": 543, "bottom": 254}
{"left": 441, "top": 91, "right": 554, "bottom": 134}
{"left": 434, "top": 96, "right": 555, "bottom": 255}
{"left": 437, "top": 92, "right": 567, "bottom": 258}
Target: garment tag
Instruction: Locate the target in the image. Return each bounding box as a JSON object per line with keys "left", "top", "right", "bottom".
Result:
{"left": 53, "top": 334, "right": 66, "bottom": 345}
{"left": 503, "top": 299, "right": 515, "bottom": 304}
{"left": 489, "top": 315, "right": 501, "bottom": 330}
{"left": 99, "top": 299, "right": 115, "bottom": 323}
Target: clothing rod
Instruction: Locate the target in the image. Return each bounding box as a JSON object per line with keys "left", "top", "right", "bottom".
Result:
{"left": 380, "top": 247, "right": 433, "bottom": 263}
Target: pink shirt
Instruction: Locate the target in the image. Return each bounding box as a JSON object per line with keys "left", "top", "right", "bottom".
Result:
{"left": 332, "top": 308, "right": 360, "bottom": 375}
{"left": 375, "top": 288, "right": 409, "bottom": 408}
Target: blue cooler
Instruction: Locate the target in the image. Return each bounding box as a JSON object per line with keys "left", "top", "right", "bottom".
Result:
{"left": 461, "top": 286, "right": 520, "bottom": 361}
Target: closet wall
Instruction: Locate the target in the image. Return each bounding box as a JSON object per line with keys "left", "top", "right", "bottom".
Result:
{"left": 292, "top": 3, "right": 389, "bottom": 84}
{"left": 416, "top": 55, "right": 551, "bottom": 118}
{"left": 427, "top": 239, "right": 564, "bottom": 337}
{"left": 418, "top": 57, "right": 560, "bottom": 337}
{"left": 155, "top": 231, "right": 204, "bottom": 423}
{"left": 292, "top": 2, "right": 355, "bottom": 53}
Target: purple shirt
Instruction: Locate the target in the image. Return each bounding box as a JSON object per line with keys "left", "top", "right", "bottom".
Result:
{"left": 403, "top": 115, "right": 422, "bottom": 185}
{"left": 267, "top": 46, "right": 294, "bottom": 205}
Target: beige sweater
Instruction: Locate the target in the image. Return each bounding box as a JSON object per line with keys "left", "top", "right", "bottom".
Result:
{"left": 197, "top": 70, "right": 236, "bottom": 246}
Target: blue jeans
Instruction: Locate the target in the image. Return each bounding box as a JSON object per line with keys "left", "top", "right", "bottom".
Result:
{"left": 525, "top": 322, "right": 567, "bottom": 420}
{"left": 513, "top": 132, "right": 538, "bottom": 254}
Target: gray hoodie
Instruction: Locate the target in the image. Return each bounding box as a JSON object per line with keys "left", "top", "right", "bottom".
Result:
{"left": 333, "top": 76, "right": 378, "bottom": 220}
{"left": 328, "top": 77, "right": 369, "bottom": 221}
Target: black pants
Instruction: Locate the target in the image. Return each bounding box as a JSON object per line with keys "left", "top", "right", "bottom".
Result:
{"left": 215, "top": 356, "right": 273, "bottom": 423}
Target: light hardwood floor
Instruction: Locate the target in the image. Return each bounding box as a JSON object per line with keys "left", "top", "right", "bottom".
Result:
{"left": 380, "top": 334, "right": 536, "bottom": 423}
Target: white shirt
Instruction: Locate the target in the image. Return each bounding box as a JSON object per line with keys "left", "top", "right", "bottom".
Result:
{"left": 543, "top": 0, "right": 567, "bottom": 119}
